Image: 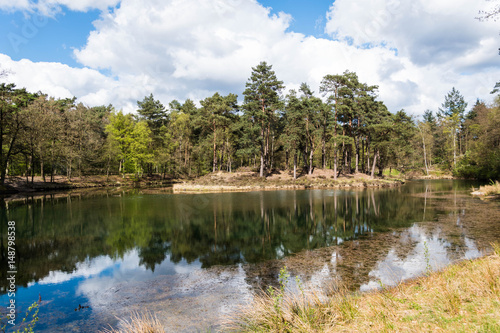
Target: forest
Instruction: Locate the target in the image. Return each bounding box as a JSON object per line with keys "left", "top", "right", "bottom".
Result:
{"left": 1, "top": 61, "right": 499, "bottom": 185}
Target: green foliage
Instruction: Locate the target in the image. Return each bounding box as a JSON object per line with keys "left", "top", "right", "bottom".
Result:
{"left": 424, "top": 241, "right": 432, "bottom": 275}
{"left": 0, "top": 64, "right": 497, "bottom": 182}
{"left": 136, "top": 93, "right": 167, "bottom": 136}
{"left": 438, "top": 87, "right": 467, "bottom": 119}
{"left": 454, "top": 100, "right": 500, "bottom": 180}
{"left": 243, "top": 61, "right": 284, "bottom": 176}
{"left": 1, "top": 301, "right": 39, "bottom": 333}
{"left": 106, "top": 110, "right": 135, "bottom": 174}
{"left": 130, "top": 121, "right": 153, "bottom": 176}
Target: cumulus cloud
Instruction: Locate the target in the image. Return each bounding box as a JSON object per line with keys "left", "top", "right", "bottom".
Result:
{"left": 1, "top": 0, "right": 499, "bottom": 115}
{"left": 325, "top": 0, "right": 497, "bottom": 66}
{"left": 0, "top": 53, "right": 151, "bottom": 110}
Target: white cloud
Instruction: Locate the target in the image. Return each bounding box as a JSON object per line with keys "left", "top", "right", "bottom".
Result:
{"left": 0, "top": 0, "right": 31, "bottom": 12}
{"left": 0, "top": 0, "right": 119, "bottom": 15}
{"left": 1, "top": 0, "right": 499, "bottom": 115}
{"left": 325, "top": 0, "right": 499, "bottom": 113}
{"left": 325, "top": 0, "right": 497, "bottom": 65}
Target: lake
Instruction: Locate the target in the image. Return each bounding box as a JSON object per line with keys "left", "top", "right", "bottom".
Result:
{"left": 1, "top": 180, "right": 499, "bottom": 332}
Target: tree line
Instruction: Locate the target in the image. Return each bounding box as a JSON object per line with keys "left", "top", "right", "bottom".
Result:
{"left": 1, "top": 61, "right": 499, "bottom": 185}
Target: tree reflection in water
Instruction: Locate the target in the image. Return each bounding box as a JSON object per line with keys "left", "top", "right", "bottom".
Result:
{"left": 1, "top": 180, "right": 499, "bottom": 332}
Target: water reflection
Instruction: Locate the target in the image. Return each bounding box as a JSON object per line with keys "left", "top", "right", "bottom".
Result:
{"left": 1, "top": 185, "right": 438, "bottom": 291}
{"left": 0, "top": 180, "right": 499, "bottom": 332}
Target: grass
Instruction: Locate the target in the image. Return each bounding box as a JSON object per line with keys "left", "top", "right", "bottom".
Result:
{"left": 225, "top": 243, "right": 500, "bottom": 332}
{"left": 383, "top": 169, "right": 401, "bottom": 177}
{"left": 174, "top": 170, "right": 404, "bottom": 193}
{"left": 99, "top": 312, "right": 163, "bottom": 333}
{"left": 479, "top": 181, "right": 500, "bottom": 196}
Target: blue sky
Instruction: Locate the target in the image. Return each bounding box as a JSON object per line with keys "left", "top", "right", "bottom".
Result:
{"left": 0, "top": 0, "right": 498, "bottom": 115}
{"left": 260, "top": 0, "right": 333, "bottom": 37}
{"left": 0, "top": 9, "right": 100, "bottom": 67}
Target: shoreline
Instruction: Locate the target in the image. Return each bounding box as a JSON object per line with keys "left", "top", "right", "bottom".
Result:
{"left": 0, "top": 171, "right": 407, "bottom": 197}
{"left": 4, "top": 168, "right": 478, "bottom": 197}
{"left": 172, "top": 169, "right": 405, "bottom": 193}
{"left": 172, "top": 179, "right": 403, "bottom": 193}
{"left": 228, "top": 245, "right": 500, "bottom": 332}
{"left": 471, "top": 181, "right": 500, "bottom": 199}
{"left": 0, "top": 175, "right": 176, "bottom": 198}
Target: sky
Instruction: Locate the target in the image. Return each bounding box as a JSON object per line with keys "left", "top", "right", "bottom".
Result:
{"left": 0, "top": 0, "right": 498, "bottom": 116}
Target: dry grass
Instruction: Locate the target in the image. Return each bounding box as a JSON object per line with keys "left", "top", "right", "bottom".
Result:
{"left": 174, "top": 170, "right": 404, "bottom": 193}
{"left": 99, "top": 312, "right": 164, "bottom": 333}
{"left": 479, "top": 181, "right": 500, "bottom": 196}
{"left": 226, "top": 243, "right": 500, "bottom": 332}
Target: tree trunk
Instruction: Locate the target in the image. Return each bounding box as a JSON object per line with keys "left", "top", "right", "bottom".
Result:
{"left": 270, "top": 135, "right": 274, "bottom": 172}
{"left": 452, "top": 130, "right": 456, "bottom": 168}
{"left": 267, "top": 126, "right": 271, "bottom": 170}
{"left": 361, "top": 138, "right": 365, "bottom": 173}
{"left": 347, "top": 141, "right": 352, "bottom": 174}
{"left": 366, "top": 138, "right": 370, "bottom": 175}
{"left": 355, "top": 149, "right": 359, "bottom": 173}
{"left": 68, "top": 160, "right": 72, "bottom": 181}
{"left": 25, "top": 155, "right": 30, "bottom": 185}
{"left": 31, "top": 153, "right": 35, "bottom": 185}
{"left": 309, "top": 148, "right": 314, "bottom": 175}
{"left": 322, "top": 136, "right": 326, "bottom": 169}
{"left": 285, "top": 149, "right": 289, "bottom": 170}
{"left": 333, "top": 146, "right": 337, "bottom": 180}
{"left": 259, "top": 152, "right": 264, "bottom": 178}
{"left": 41, "top": 157, "right": 45, "bottom": 182}
{"left": 347, "top": 119, "right": 353, "bottom": 174}
{"left": 259, "top": 122, "right": 265, "bottom": 177}
{"left": 0, "top": 131, "right": 20, "bottom": 185}
{"left": 371, "top": 150, "right": 378, "bottom": 179}
{"left": 417, "top": 123, "right": 429, "bottom": 175}
{"left": 355, "top": 136, "right": 359, "bottom": 173}
{"left": 106, "top": 156, "right": 110, "bottom": 182}
{"left": 293, "top": 153, "right": 297, "bottom": 180}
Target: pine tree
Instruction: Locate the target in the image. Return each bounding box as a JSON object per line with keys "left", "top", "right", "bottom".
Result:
{"left": 243, "top": 62, "right": 284, "bottom": 177}
{"left": 438, "top": 87, "right": 467, "bottom": 168}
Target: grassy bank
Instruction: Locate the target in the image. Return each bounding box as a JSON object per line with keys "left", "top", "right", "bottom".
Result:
{"left": 227, "top": 244, "right": 500, "bottom": 332}
{"left": 472, "top": 181, "right": 500, "bottom": 199}
{"left": 1, "top": 170, "right": 405, "bottom": 195}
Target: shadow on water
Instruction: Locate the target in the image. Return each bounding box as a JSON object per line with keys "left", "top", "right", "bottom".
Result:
{"left": 0, "top": 180, "right": 498, "bottom": 332}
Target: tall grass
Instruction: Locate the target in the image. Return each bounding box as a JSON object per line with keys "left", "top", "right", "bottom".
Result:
{"left": 226, "top": 243, "right": 500, "bottom": 332}
{"left": 479, "top": 181, "right": 500, "bottom": 196}
{"left": 100, "top": 312, "right": 163, "bottom": 333}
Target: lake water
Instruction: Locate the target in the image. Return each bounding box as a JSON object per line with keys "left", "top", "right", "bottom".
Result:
{"left": 1, "top": 180, "right": 499, "bottom": 332}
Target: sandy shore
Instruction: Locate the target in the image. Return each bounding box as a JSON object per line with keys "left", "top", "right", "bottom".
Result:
{"left": 172, "top": 169, "right": 404, "bottom": 193}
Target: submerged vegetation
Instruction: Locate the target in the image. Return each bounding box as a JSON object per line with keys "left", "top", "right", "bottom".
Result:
{"left": 1, "top": 63, "right": 499, "bottom": 194}
{"left": 228, "top": 244, "right": 500, "bottom": 332}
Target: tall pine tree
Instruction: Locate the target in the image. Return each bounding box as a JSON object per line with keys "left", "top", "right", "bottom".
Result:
{"left": 243, "top": 62, "right": 284, "bottom": 177}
